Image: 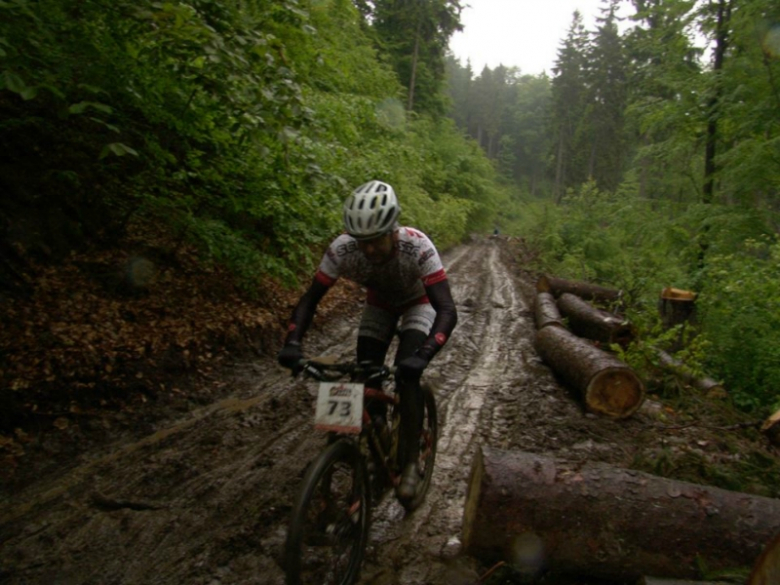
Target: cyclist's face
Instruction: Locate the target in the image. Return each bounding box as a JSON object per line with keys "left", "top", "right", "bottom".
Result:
{"left": 357, "top": 232, "right": 395, "bottom": 265}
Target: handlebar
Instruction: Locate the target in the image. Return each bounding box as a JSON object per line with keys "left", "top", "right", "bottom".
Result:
{"left": 297, "top": 358, "right": 397, "bottom": 383}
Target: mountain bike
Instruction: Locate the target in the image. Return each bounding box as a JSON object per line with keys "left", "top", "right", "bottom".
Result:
{"left": 283, "top": 357, "right": 438, "bottom": 585}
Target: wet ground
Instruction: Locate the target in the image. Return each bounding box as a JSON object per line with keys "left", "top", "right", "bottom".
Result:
{"left": 0, "top": 238, "right": 768, "bottom": 584}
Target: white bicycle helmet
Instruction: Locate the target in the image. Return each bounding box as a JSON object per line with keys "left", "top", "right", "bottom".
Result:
{"left": 343, "top": 180, "right": 401, "bottom": 239}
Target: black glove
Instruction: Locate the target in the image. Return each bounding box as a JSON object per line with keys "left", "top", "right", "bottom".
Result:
{"left": 278, "top": 342, "right": 303, "bottom": 371}
{"left": 397, "top": 354, "right": 429, "bottom": 380}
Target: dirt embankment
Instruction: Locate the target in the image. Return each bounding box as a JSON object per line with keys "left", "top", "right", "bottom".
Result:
{"left": 0, "top": 237, "right": 776, "bottom": 585}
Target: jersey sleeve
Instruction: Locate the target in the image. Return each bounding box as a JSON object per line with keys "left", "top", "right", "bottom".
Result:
{"left": 412, "top": 230, "right": 447, "bottom": 286}
{"left": 315, "top": 234, "right": 351, "bottom": 287}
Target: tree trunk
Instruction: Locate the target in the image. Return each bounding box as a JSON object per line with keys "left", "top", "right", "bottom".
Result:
{"left": 554, "top": 132, "right": 566, "bottom": 204}
{"left": 462, "top": 447, "right": 780, "bottom": 581}
{"left": 534, "top": 292, "right": 564, "bottom": 331}
{"left": 556, "top": 292, "right": 635, "bottom": 347}
{"left": 406, "top": 19, "right": 421, "bottom": 112}
{"left": 703, "top": 0, "right": 731, "bottom": 205}
{"left": 655, "top": 350, "right": 724, "bottom": 396}
{"left": 537, "top": 274, "right": 623, "bottom": 304}
{"left": 749, "top": 530, "right": 780, "bottom": 585}
{"left": 535, "top": 325, "right": 644, "bottom": 418}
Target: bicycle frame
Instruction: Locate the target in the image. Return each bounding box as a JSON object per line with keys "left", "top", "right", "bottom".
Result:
{"left": 285, "top": 359, "right": 437, "bottom": 585}
{"left": 300, "top": 359, "right": 401, "bottom": 488}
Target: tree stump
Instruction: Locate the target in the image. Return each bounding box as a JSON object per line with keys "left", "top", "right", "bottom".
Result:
{"left": 556, "top": 292, "right": 635, "bottom": 347}
{"left": 462, "top": 447, "right": 780, "bottom": 581}
{"left": 659, "top": 287, "right": 697, "bottom": 328}
{"left": 535, "top": 325, "right": 644, "bottom": 418}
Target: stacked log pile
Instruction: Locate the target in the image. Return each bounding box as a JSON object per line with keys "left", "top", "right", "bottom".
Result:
{"left": 533, "top": 275, "right": 644, "bottom": 419}
{"left": 462, "top": 272, "right": 778, "bottom": 582}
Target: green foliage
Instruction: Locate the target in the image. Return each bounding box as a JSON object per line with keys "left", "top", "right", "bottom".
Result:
{"left": 698, "top": 236, "right": 780, "bottom": 412}
{"left": 0, "top": 0, "right": 505, "bottom": 290}
{"left": 370, "top": 0, "right": 464, "bottom": 115}
{"left": 518, "top": 177, "right": 780, "bottom": 414}
{"left": 518, "top": 181, "right": 691, "bottom": 295}
{"left": 445, "top": 60, "right": 553, "bottom": 197}
{"left": 181, "top": 214, "right": 297, "bottom": 287}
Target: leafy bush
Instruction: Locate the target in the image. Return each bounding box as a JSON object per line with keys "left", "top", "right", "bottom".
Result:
{"left": 697, "top": 236, "right": 780, "bottom": 412}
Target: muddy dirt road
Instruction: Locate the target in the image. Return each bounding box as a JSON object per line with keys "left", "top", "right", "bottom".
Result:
{"left": 0, "top": 238, "right": 660, "bottom": 584}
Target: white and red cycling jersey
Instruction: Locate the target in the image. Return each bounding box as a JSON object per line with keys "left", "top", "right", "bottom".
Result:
{"left": 315, "top": 227, "right": 448, "bottom": 309}
{"left": 285, "top": 226, "right": 456, "bottom": 359}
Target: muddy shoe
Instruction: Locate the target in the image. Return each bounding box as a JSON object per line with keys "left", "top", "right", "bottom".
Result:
{"left": 396, "top": 463, "right": 419, "bottom": 500}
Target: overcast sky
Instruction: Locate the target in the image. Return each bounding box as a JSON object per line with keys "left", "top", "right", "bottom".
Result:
{"left": 448, "top": 0, "right": 614, "bottom": 76}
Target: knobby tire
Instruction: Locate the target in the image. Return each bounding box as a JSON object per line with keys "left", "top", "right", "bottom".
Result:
{"left": 399, "top": 383, "right": 438, "bottom": 512}
{"left": 284, "top": 439, "right": 370, "bottom": 585}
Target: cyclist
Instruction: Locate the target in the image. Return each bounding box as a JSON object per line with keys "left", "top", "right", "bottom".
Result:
{"left": 277, "top": 180, "right": 458, "bottom": 500}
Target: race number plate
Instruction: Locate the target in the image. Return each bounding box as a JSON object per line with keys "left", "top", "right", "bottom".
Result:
{"left": 314, "top": 382, "right": 364, "bottom": 434}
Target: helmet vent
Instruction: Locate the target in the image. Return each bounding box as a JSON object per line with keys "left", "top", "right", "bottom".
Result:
{"left": 342, "top": 180, "right": 400, "bottom": 239}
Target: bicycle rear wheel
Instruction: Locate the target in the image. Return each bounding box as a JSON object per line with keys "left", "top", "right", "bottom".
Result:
{"left": 399, "top": 382, "right": 438, "bottom": 512}
{"left": 284, "top": 439, "right": 370, "bottom": 585}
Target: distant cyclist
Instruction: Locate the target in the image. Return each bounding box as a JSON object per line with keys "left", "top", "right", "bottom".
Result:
{"left": 277, "top": 180, "right": 458, "bottom": 500}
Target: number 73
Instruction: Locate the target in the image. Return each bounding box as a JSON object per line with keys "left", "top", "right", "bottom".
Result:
{"left": 328, "top": 400, "right": 351, "bottom": 417}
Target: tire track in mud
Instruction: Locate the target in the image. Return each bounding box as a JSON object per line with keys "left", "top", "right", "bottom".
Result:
{"left": 0, "top": 352, "right": 349, "bottom": 582}
{"left": 0, "top": 238, "right": 541, "bottom": 585}
{"left": 356, "top": 238, "right": 537, "bottom": 585}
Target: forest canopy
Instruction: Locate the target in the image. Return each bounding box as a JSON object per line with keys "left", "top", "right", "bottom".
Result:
{"left": 0, "top": 0, "right": 501, "bottom": 286}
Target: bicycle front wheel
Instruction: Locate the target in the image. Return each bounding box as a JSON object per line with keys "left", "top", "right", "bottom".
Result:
{"left": 284, "top": 439, "right": 370, "bottom": 585}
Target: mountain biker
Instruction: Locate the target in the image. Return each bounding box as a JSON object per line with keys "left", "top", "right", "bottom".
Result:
{"left": 277, "top": 180, "right": 458, "bottom": 500}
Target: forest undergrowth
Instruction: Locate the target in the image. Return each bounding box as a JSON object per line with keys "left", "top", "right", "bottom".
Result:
{"left": 0, "top": 215, "right": 360, "bottom": 482}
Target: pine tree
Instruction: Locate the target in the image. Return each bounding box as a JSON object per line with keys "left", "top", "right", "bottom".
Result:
{"left": 550, "top": 10, "right": 590, "bottom": 201}
{"left": 369, "top": 0, "right": 463, "bottom": 114}
{"left": 584, "top": 0, "right": 629, "bottom": 192}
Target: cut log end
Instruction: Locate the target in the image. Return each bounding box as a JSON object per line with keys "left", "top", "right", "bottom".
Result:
{"left": 536, "top": 274, "right": 551, "bottom": 293}
{"left": 535, "top": 325, "right": 646, "bottom": 419}
{"left": 585, "top": 368, "right": 645, "bottom": 419}
{"left": 761, "top": 410, "right": 780, "bottom": 448}
{"left": 749, "top": 530, "right": 780, "bottom": 585}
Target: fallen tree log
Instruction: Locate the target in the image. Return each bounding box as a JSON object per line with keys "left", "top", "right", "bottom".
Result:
{"left": 749, "top": 530, "right": 780, "bottom": 585}
{"left": 655, "top": 350, "right": 725, "bottom": 396}
{"left": 537, "top": 274, "right": 623, "bottom": 303}
{"left": 534, "top": 292, "right": 564, "bottom": 330}
{"left": 535, "top": 325, "right": 644, "bottom": 418}
{"left": 462, "top": 447, "right": 780, "bottom": 582}
{"left": 557, "top": 292, "right": 635, "bottom": 347}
